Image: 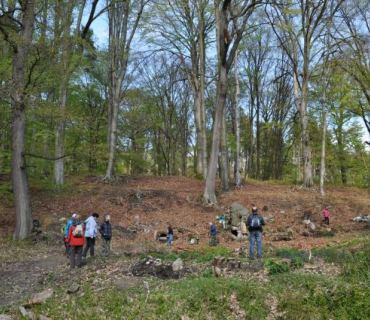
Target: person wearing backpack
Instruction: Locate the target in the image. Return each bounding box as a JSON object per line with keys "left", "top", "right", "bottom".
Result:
{"left": 246, "top": 206, "right": 265, "bottom": 260}
{"left": 82, "top": 212, "right": 99, "bottom": 258}
{"left": 66, "top": 214, "right": 85, "bottom": 268}
{"left": 64, "top": 213, "right": 77, "bottom": 257}
{"left": 100, "top": 214, "right": 112, "bottom": 257}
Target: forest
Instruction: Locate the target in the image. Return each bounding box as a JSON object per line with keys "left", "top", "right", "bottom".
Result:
{"left": 1, "top": 0, "right": 370, "bottom": 240}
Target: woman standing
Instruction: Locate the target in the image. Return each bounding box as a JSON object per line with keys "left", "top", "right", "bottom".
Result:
{"left": 67, "top": 214, "right": 85, "bottom": 268}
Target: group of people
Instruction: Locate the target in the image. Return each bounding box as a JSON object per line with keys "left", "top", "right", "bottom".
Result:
{"left": 62, "top": 205, "right": 330, "bottom": 267}
{"left": 210, "top": 205, "right": 330, "bottom": 260}
{"left": 210, "top": 206, "right": 265, "bottom": 259}
{"left": 63, "top": 213, "right": 113, "bottom": 268}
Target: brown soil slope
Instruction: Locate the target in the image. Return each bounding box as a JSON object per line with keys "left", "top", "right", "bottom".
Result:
{"left": 1, "top": 176, "right": 370, "bottom": 250}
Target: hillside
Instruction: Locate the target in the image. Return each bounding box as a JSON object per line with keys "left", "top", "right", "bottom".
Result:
{"left": 2, "top": 175, "right": 370, "bottom": 319}
{"left": 2, "top": 175, "right": 370, "bottom": 250}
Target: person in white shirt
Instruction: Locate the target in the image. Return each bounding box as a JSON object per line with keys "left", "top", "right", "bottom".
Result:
{"left": 82, "top": 212, "right": 99, "bottom": 258}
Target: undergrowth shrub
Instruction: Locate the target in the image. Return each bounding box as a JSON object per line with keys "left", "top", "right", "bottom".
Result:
{"left": 267, "top": 260, "right": 290, "bottom": 275}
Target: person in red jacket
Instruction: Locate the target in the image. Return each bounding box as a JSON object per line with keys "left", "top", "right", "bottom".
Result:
{"left": 66, "top": 214, "right": 85, "bottom": 268}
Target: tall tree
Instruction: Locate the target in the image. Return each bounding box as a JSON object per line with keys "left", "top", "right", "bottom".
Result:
{"left": 267, "top": 0, "right": 343, "bottom": 188}
{"left": 234, "top": 49, "right": 241, "bottom": 187}
{"left": 150, "top": 0, "right": 211, "bottom": 178}
{"left": 0, "top": 0, "right": 35, "bottom": 240}
{"left": 104, "top": 0, "right": 147, "bottom": 181}
{"left": 204, "top": 0, "right": 261, "bottom": 204}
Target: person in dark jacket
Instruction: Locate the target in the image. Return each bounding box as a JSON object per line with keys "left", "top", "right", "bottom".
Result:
{"left": 167, "top": 223, "right": 173, "bottom": 246}
{"left": 100, "top": 214, "right": 112, "bottom": 257}
{"left": 66, "top": 214, "right": 85, "bottom": 268}
{"left": 246, "top": 207, "right": 265, "bottom": 260}
{"left": 209, "top": 222, "right": 217, "bottom": 246}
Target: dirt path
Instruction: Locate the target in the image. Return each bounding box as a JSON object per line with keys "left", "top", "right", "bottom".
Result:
{"left": 0, "top": 245, "right": 67, "bottom": 307}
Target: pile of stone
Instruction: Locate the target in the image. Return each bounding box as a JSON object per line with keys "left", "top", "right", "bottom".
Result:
{"left": 131, "top": 256, "right": 188, "bottom": 279}
{"left": 352, "top": 215, "right": 370, "bottom": 223}
{"left": 212, "top": 256, "right": 242, "bottom": 277}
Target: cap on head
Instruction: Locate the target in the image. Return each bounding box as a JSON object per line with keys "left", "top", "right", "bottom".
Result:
{"left": 252, "top": 206, "right": 257, "bottom": 212}
{"left": 72, "top": 213, "right": 77, "bottom": 218}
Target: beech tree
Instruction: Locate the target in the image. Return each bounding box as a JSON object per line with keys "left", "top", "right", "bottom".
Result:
{"left": 149, "top": 0, "right": 212, "bottom": 179}
{"left": 104, "top": 0, "right": 148, "bottom": 181}
{"left": 267, "top": 0, "right": 344, "bottom": 188}
{"left": 0, "top": 0, "right": 35, "bottom": 240}
{"left": 203, "top": 0, "right": 262, "bottom": 204}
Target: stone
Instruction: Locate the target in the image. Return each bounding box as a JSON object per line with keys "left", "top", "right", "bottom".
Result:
{"left": 303, "top": 220, "right": 311, "bottom": 225}
{"left": 39, "top": 315, "right": 52, "bottom": 320}
{"left": 212, "top": 266, "right": 222, "bottom": 277}
{"left": 190, "top": 238, "right": 197, "bottom": 245}
{"left": 213, "top": 256, "right": 225, "bottom": 266}
{"left": 302, "top": 230, "right": 311, "bottom": 237}
{"left": 172, "top": 258, "right": 184, "bottom": 272}
{"left": 67, "top": 284, "right": 80, "bottom": 294}
{"left": 353, "top": 216, "right": 362, "bottom": 222}
{"left": 309, "top": 223, "right": 316, "bottom": 231}
{"left": 19, "top": 306, "right": 28, "bottom": 318}
{"left": 0, "top": 315, "right": 13, "bottom": 320}
{"left": 229, "top": 203, "right": 249, "bottom": 226}
{"left": 272, "top": 233, "right": 293, "bottom": 241}
{"left": 25, "top": 289, "right": 55, "bottom": 306}
{"left": 249, "top": 260, "right": 264, "bottom": 270}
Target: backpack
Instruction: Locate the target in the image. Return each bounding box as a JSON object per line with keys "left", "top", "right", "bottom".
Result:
{"left": 72, "top": 224, "right": 83, "bottom": 237}
{"left": 250, "top": 215, "right": 261, "bottom": 228}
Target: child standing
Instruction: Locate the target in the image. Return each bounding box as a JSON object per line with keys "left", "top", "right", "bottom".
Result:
{"left": 322, "top": 206, "right": 330, "bottom": 225}
{"left": 209, "top": 222, "right": 217, "bottom": 246}
{"left": 167, "top": 224, "right": 173, "bottom": 246}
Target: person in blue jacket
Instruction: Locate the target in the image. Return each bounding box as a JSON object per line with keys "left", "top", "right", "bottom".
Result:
{"left": 209, "top": 222, "right": 217, "bottom": 246}
{"left": 64, "top": 213, "right": 77, "bottom": 257}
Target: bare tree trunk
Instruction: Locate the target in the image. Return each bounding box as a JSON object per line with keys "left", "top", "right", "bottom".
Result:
{"left": 54, "top": 1, "right": 74, "bottom": 186}
{"left": 198, "top": 9, "right": 208, "bottom": 179}
{"left": 319, "top": 91, "right": 327, "bottom": 195}
{"left": 9, "top": 0, "right": 35, "bottom": 240}
{"left": 293, "top": 72, "right": 313, "bottom": 187}
{"left": 194, "top": 95, "right": 204, "bottom": 176}
{"left": 105, "top": 92, "right": 119, "bottom": 180}
{"left": 256, "top": 78, "right": 261, "bottom": 180}
{"left": 220, "top": 105, "right": 229, "bottom": 191}
{"left": 234, "top": 50, "right": 241, "bottom": 187}
{"left": 54, "top": 78, "right": 67, "bottom": 185}
{"left": 204, "top": 65, "right": 228, "bottom": 203}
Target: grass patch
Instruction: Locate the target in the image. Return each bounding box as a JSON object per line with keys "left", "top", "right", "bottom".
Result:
{"left": 31, "top": 278, "right": 269, "bottom": 320}
{"left": 141, "top": 247, "right": 232, "bottom": 263}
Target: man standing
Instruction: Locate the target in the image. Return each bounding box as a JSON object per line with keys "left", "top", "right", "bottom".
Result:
{"left": 100, "top": 214, "right": 112, "bottom": 258}
{"left": 246, "top": 206, "right": 265, "bottom": 260}
{"left": 64, "top": 213, "right": 77, "bottom": 257}
{"left": 83, "top": 212, "right": 99, "bottom": 258}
